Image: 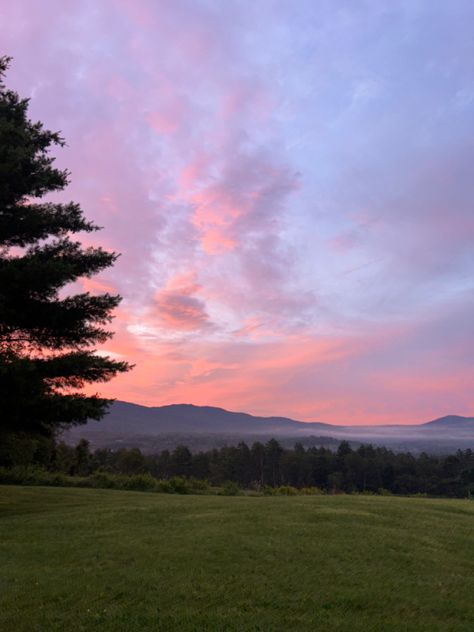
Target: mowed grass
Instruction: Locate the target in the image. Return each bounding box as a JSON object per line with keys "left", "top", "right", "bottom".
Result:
{"left": 0, "top": 487, "right": 473, "bottom": 632}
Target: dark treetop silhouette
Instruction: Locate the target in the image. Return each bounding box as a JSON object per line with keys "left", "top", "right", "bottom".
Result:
{"left": 0, "top": 56, "right": 131, "bottom": 442}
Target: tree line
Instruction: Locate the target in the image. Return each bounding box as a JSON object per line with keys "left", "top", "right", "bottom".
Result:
{"left": 4, "top": 436, "right": 473, "bottom": 498}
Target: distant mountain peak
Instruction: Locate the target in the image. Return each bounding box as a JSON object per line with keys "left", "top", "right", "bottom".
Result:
{"left": 423, "top": 415, "right": 474, "bottom": 427}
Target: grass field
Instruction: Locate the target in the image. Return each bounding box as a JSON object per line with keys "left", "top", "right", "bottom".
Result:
{"left": 1, "top": 486, "right": 473, "bottom": 631}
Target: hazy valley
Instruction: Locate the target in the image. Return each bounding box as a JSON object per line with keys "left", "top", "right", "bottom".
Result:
{"left": 63, "top": 401, "right": 474, "bottom": 454}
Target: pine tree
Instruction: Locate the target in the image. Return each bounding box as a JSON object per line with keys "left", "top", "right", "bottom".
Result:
{"left": 0, "top": 56, "right": 131, "bottom": 442}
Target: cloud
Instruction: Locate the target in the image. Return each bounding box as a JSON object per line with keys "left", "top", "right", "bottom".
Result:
{"left": 3, "top": 0, "right": 474, "bottom": 424}
{"left": 154, "top": 275, "right": 212, "bottom": 332}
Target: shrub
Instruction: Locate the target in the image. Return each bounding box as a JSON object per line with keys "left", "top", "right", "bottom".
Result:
{"left": 91, "top": 472, "right": 117, "bottom": 489}
{"left": 47, "top": 473, "right": 70, "bottom": 487}
{"left": 220, "top": 481, "right": 241, "bottom": 496}
{"left": 122, "top": 473, "right": 157, "bottom": 492}
{"left": 0, "top": 465, "right": 46, "bottom": 485}
{"left": 276, "top": 485, "right": 298, "bottom": 496}
{"left": 300, "top": 486, "right": 324, "bottom": 495}
{"left": 188, "top": 478, "right": 210, "bottom": 492}
{"left": 168, "top": 476, "right": 189, "bottom": 494}
{"left": 155, "top": 479, "right": 175, "bottom": 493}
{"left": 0, "top": 466, "right": 82, "bottom": 488}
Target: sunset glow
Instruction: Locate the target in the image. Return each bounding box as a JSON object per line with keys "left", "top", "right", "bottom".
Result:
{"left": 2, "top": 1, "right": 473, "bottom": 424}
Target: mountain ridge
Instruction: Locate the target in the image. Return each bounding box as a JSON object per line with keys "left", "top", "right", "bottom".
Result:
{"left": 105, "top": 401, "right": 474, "bottom": 427}
{"left": 63, "top": 401, "right": 474, "bottom": 453}
{"left": 74, "top": 400, "right": 474, "bottom": 434}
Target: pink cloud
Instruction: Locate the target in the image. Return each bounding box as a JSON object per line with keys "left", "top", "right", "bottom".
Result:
{"left": 84, "top": 300, "right": 474, "bottom": 425}
{"left": 4, "top": 0, "right": 474, "bottom": 427}
{"left": 154, "top": 277, "right": 212, "bottom": 332}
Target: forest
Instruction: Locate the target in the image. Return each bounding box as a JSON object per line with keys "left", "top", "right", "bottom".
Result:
{"left": 2, "top": 435, "right": 473, "bottom": 498}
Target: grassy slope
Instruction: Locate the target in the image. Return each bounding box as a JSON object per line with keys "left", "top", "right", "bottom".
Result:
{"left": 0, "top": 487, "right": 473, "bottom": 632}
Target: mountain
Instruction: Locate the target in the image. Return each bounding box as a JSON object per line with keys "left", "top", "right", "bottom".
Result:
{"left": 422, "top": 415, "right": 474, "bottom": 429}
{"left": 63, "top": 401, "right": 474, "bottom": 454}
{"left": 70, "top": 400, "right": 333, "bottom": 435}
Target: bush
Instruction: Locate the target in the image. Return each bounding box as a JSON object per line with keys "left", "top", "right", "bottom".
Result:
{"left": 90, "top": 472, "right": 118, "bottom": 489}
{"left": 276, "top": 485, "right": 298, "bottom": 496}
{"left": 123, "top": 473, "right": 157, "bottom": 492}
{"left": 168, "top": 476, "right": 189, "bottom": 494}
{"left": 188, "top": 478, "right": 210, "bottom": 492}
{"left": 46, "top": 472, "right": 70, "bottom": 487}
{"left": 0, "top": 466, "right": 83, "bottom": 488}
{"left": 300, "top": 486, "right": 324, "bottom": 495}
{"left": 220, "top": 481, "right": 241, "bottom": 496}
{"left": 0, "top": 465, "right": 47, "bottom": 485}
{"left": 155, "top": 479, "right": 175, "bottom": 493}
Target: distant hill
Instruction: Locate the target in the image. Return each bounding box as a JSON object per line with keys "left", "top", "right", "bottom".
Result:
{"left": 63, "top": 401, "right": 474, "bottom": 453}
{"left": 422, "top": 415, "right": 474, "bottom": 429}
{"left": 70, "top": 401, "right": 333, "bottom": 435}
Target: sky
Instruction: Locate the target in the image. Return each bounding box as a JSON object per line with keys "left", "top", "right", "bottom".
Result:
{"left": 1, "top": 0, "right": 473, "bottom": 424}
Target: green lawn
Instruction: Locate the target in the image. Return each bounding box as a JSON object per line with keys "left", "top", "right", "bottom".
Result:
{"left": 0, "top": 486, "right": 473, "bottom": 631}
